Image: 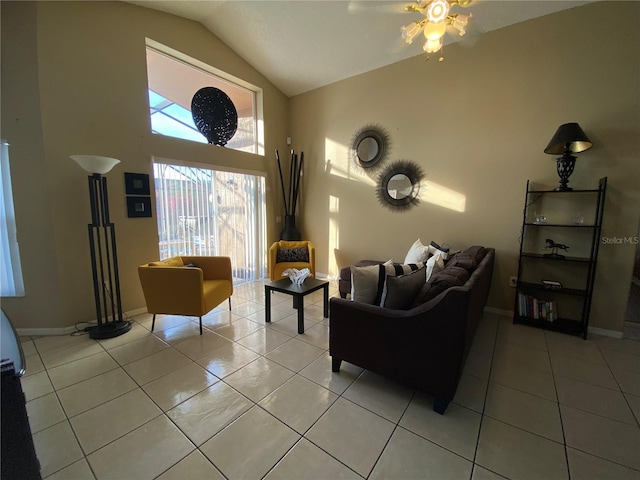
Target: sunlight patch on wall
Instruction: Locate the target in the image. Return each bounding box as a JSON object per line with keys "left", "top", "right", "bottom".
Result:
{"left": 325, "top": 138, "right": 376, "bottom": 187}
{"left": 420, "top": 180, "right": 466, "bottom": 212}
{"left": 328, "top": 195, "right": 340, "bottom": 279}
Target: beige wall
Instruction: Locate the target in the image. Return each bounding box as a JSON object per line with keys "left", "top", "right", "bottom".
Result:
{"left": 1, "top": 1, "right": 289, "bottom": 329}
{"left": 289, "top": 2, "right": 640, "bottom": 333}
{"left": 2, "top": 1, "right": 638, "bottom": 334}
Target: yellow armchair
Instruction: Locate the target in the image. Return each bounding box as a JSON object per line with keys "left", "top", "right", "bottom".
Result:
{"left": 269, "top": 241, "right": 315, "bottom": 281}
{"left": 138, "top": 256, "right": 233, "bottom": 335}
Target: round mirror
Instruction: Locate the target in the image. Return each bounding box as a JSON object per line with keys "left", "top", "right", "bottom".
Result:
{"left": 387, "top": 174, "right": 413, "bottom": 200}
{"left": 351, "top": 125, "right": 389, "bottom": 169}
{"left": 377, "top": 160, "right": 424, "bottom": 211}
{"left": 357, "top": 137, "right": 379, "bottom": 163}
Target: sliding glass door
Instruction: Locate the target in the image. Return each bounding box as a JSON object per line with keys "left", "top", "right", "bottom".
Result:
{"left": 153, "top": 161, "right": 266, "bottom": 284}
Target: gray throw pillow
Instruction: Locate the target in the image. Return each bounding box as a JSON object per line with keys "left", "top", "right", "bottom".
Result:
{"left": 276, "top": 247, "right": 309, "bottom": 263}
{"left": 382, "top": 267, "right": 427, "bottom": 310}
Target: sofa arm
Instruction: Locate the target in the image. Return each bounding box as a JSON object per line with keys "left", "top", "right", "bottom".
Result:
{"left": 138, "top": 266, "right": 205, "bottom": 316}
{"left": 181, "top": 256, "right": 232, "bottom": 284}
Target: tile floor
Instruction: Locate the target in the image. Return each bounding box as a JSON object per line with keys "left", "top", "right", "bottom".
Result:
{"left": 19, "top": 280, "right": 640, "bottom": 480}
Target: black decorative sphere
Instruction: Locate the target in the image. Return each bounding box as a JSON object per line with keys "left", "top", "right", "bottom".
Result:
{"left": 191, "top": 87, "right": 238, "bottom": 146}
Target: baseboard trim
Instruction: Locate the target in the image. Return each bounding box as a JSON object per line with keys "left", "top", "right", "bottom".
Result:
{"left": 587, "top": 326, "right": 624, "bottom": 339}
{"left": 484, "top": 306, "right": 512, "bottom": 317}
{"left": 16, "top": 308, "right": 149, "bottom": 337}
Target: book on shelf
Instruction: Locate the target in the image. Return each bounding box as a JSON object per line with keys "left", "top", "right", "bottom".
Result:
{"left": 517, "top": 293, "right": 557, "bottom": 322}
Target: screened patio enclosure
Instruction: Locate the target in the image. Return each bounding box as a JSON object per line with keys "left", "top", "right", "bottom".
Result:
{"left": 153, "top": 162, "right": 266, "bottom": 284}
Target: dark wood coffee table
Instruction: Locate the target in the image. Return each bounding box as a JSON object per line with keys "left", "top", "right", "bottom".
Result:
{"left": 264, "top": 277, "right": 329, "bottom": 334}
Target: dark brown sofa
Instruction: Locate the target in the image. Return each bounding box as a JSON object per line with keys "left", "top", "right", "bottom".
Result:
{"left": 330, "top": 247, "right": 495, "bottom": 414}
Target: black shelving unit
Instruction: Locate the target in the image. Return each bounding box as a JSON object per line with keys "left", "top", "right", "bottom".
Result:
{"left": 514, "top": 177, "right": 607, "bottom": 339}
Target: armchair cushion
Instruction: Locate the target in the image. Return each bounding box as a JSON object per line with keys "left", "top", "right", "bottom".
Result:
{"left": 276, "top": 248, "right": 309, "bottom": 263}
{"left": 269, "top": 240, "right": 315, "bottom": 281}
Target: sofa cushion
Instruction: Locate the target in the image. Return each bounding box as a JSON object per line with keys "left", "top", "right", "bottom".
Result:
{"left": 444, "top": 254, "right": 477, "bottom": 272}
{"left": 428, "top": 241, "right": 450, "bottom": 260}
{"left": 403, "top": 239, "right": 431, "bottom": 264}
{"left": 276, "top": 247, "right": 309, "bottom": 263}
{"left": 461, "top": 246, "right": 486, "bottom": 264}
{"left": 149, "top": 257, "right": 184, "bottom": 267}
{"left": 413, "top": 266, "right": 470, "bottom": 305}
{"left": 382, "top": 267, "right": 427, "bottom": 310}
{"left": 351, "top": 263, "right": 385, "bottom": 304}
{"left": 379, "top": 262, "right": 426, "bottom": 305}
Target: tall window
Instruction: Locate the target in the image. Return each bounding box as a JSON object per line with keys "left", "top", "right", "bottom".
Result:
{"left": 146, "top": 42, "right": 261, "bottom": 155}
{"left": 153, "top": 161, "right": 266, "bottom": 284}
{"left": 1, "top": 141, "right": 25, "bottom": 297}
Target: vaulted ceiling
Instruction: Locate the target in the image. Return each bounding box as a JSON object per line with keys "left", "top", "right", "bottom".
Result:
{"left": 127, "top": 1, "right": 594, "bottom": 97}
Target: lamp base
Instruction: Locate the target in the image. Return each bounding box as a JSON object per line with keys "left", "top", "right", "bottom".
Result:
{"left": 554, "top": 186, "right": 573, "bottom": 192}
{"left": 87, "top": 320, "right": 132, "bottom": 340}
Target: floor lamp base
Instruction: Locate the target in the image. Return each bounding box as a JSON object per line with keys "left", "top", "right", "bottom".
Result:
{"left": 88, "top": 320, "right": 132, "bottom": 340}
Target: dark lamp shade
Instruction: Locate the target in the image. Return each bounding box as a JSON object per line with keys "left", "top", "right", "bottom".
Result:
{"left": 544, "top": 122, "right": 593, "bottom": 155}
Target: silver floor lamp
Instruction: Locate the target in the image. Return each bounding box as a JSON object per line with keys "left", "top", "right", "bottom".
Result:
{"left": 71, "top": 155, "right": 131, "bottom": 339}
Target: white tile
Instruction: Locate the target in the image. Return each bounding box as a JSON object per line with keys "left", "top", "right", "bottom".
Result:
{"left": 593, "top": 335, "right": 640, "bottom": 356}
{"left": 34, "top": 334, "right": 86, "bottom": 353}
{"left": 296, "top": 321, "right": 329, "bottom": 350}
{"left": 552, "top": 354, "right": 619, "bottom": 389}
{"left": 196, "top": 342, "right": 260, "bottom": 378}
{"left": 625, "top": 392, "right": 640, "bottom": 423}
{"left": 47, "top": 351, "right": 119, "bottom": 390}
{"left": 96, "top": 323, "right": 151, "bottom": 350}
{"left": 225, "top": 357, "right": 295, "bottom": 402}
{"left": 265, "top": 338, "right": 325, "bottom": 372}
{"left": 135, "top": 313, "right": 193, "bottom": 332}
{"left": 21, "top": 339, "right": 37, "bottom": 357}
{"left": 214, "top": 317, "right": 265, "bottom": 341}
{"left": 453, "top": 373, "right": 488, "bottom": 413}
{"left": 612, "top": 368, "right": 640, "bottom": 395}
{"left": 546, "top": 333, "right": 606, "bottom": 365}
{"left": 496, "top": 321, "right": 548, "bottom": 351}
{"left": 237, "top": 326, "right": 293, "bottom": 354}
{"left": 490, "top": 359, "right": 557, "bottom": 401}
{"left": 46, "top": 458, "right": 95, "bottom": 480}
{"left": 26, "top": 392, "right": 66, "bottom": 433}
{"left": 156, "top": 450, "right": 224, "bottom": 480}
{"left": 493, "top": 340, "right": 552, "bottom": 373}
{"left": 152, "top": 321, "right": 208, "bottom": 346}
{"left": 299, "top": 352, "right": 363, "bottom": 395}
{"left": 484, "top": 383, "right": 563, "bottom": 442}
{"left": 123, "top": 347, "right": 191, "bottom": 385}
{"left": 556, "top": 375, "right": 637, "bottom": 424}
{"left": 87, "top": 415, "right": 194, "bottom": 480}
{"left": 342, "top": 370, "right": 414, "bottom": 423}
{"left": 567, "top": 447, "right": 640, "bottom": 480}
{"left": 142, "top": 362, "right": 218, "bottom": 411}
{"left": 264, "top": 438, "right": 359, "bottom": 480}
{"left": 70, "top": 388, "right": 162, "bottom": 454}
{"left": 400, "top": 392, "right": 481, "bottom": 460}
{"left": 57, "top": 368, "right": 137, "bottom": 417}
{"left": 32, "top": 421, "right": 84, "bottom": 478}
{"left": 167, "top": 381, "right": 253, "bottom": 446}
{"left": 107, "top": 335, "right": 170, "bottom": 366}
{"left": 476, "top": 417, "right": 568, "bottom": 480}
{"left": 40, "top": 339, "right": 104, "bottom": 368}
{"left": 259, "top": 375, "right": 338, "bottom": 434}
{"left": 306, "top": 398, "right": 395, "bottom": 477}
{"left": 463, "top": 350, "right": 493, "bottom": 379}
{"left": 370, "top": 426, "right": 473, "bottom": 480}
{"left": 173, "top": 330, "right": 232, "bottom": 361}
{"left": 600, "top": 347, "right": 640, "bottom": 374}
{"left": 561, "top": 404, "right": 640, "bottom": 470}
{"left": 23, "top": 353, "right": 45, "bottom": 377}
{"left": 21, "top": 370, "right": 54, "bottom": 401}
{"left": 471, "top": 465, "right": 508, "bottom": 480}
{"left": 200, "top": 406, "right": 300, "bottom": 480}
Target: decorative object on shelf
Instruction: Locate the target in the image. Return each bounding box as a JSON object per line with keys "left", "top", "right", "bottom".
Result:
{"left": 275, "top": 149, "right": 304, "bottom": 240}
{"left": 533, "top": 212, "right": 547, "bottom": 224}
{"left": 377, "top": 160, "right": 424, "bottom": 211}
{"left": 126, "top": 196, "right": 152, "bottom": 218}
{"left": 350, "top": 124, "right": 390, "bottom": 170}
{"left": 542, "top": 280, "right": 563, "bottom": 290}
{"left": 191, "top": 87, "right": 238, "bottom": 146}
{"left": 544, "top": 122, "right": 592, "bottom": 192}
{"left": 401, "top": 0, "right": 473, "bottom": 61}
{"left": 572, "top": 213, "right": 585, "bottom": 225}
{"left": 282, "top": 267, "right": 311, "bottom": 285}
{"left": 544, "top": 238, "right": 569, "bottom": 259}
{"left": 124, "top": 172, "right": 150, "bottom": 195}
{"left": 70, "top": 155, "right": 132, "bottom": 339}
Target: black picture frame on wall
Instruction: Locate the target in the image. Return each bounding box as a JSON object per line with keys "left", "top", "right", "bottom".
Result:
{"left": 124, "top": 172, "right": 150, "bottom": 196}
{"left": 126, "top": 196, "right": 152, "bottom": 218}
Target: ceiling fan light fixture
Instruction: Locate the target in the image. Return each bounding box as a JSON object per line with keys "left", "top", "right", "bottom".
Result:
{"left": 426, "top": 0, "right": 450, "bottom": 22}
{"left": 423, "top": 21, "right": 447, "bottom": 40}
{"left": 423, "top": 37, "right": 443, "bottom": 53}
{"left": 401, "top": 21, "right": 425, "bottom": 44}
